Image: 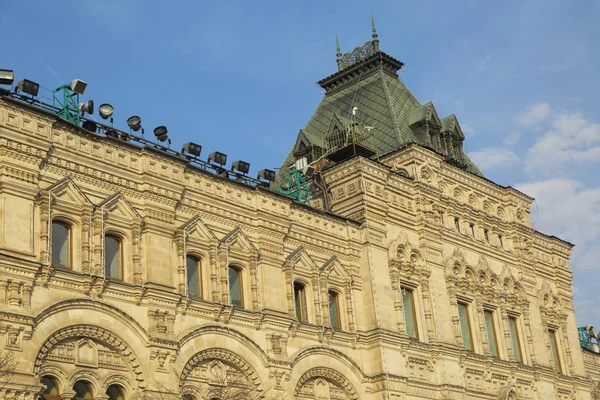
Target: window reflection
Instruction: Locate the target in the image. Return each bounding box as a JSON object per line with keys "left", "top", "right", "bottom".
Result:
{"left": 105, "top": 234, "right": 122, "bottom": 280}
{"left": 228, "top": 266, "right": 243, "bottom": 307}
{"left": 51, "top": 221, "right": 70, "bottom": 268}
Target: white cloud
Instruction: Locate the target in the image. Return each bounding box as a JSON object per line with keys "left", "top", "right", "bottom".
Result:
{"left": 503, "top": 132, "right": 520, "bottom": 146}
{"left": 469, "top": 148, "right": 519, "bottom": 170}
{"left": 462, "top": 123, "right": 475, "bottom": 137}
{"left": 525, "top": 111, "right": 600, "bottom": 174}
{"left": 515, "top": 178, "right": 600, "bottom": 272}
{"left": 515, "top": 102, "right": 551, "bottom": 127}
{"left": 476, "top": 54, "right": 491, "bottom": 72}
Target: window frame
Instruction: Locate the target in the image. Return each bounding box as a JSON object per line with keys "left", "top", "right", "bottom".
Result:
{"left": 186, "top": 254, "right": 203, "bottom": 298}
{"left": 454, "top": 217, "right": 461, "bottom": 231}
{"left": 104, "top": 233, "right": 124, "bottom": 281}
{"left": 328, "top": 290, "right": 341, "bottom": 329}
{"left": 51, "top": 219, "right": 72, "bottom": 269}
{"left": 106, "top": 384, "right": 125, "bottom": 400}
{"left": 228, "top": 265, "right": 244, "bottom": 308}
{"left": 293, "top": 281, "right": 309, "bottom": 323}
{"left": 401, "top": 286, "right": 419, "bottom": 339}
{"left": 73, "top": 380, "right": 94, "bottom": 400}
{"left": 457, "top": 301, "right": 474, "bottom": 351}
{"left": 484, "top": 309, "right": 500, "bottom": 357}
{"left": 469, "top": 223, "right": 475, "bottom": 237}
{"left": 548, "top": 328, "right": 562, "bottom": 373}
{"left": 508, "top": 314, "right": 523, "bottom": 363}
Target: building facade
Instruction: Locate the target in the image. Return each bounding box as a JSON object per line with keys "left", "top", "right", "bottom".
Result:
{"left": 0, "top": 27, "right": 598, "bottom": 400}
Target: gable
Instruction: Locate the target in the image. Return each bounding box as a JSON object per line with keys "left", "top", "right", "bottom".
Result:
{"left": 441, "top": 115, "right": 465, "bottom": 140}
{"left": 322, "top": 256, "right": 349, "bottom": 279}
{"left": 178, "top": 215, "right": 217, "bottom": 243}
{"left": 97, "top": 193, "right": 141, "bottom": 220}
{"left": 221, "top": 227, "right": 257, "bottom": 254}
{"left": 285, "top": 246, "right": 318, "bottom": 272}
{"left": 41, "top": 177, "right": 92, "bottom": 206}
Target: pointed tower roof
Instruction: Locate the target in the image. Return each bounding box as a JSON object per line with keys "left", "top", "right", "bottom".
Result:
{"left": 279, "top": 22, "right": 483, "bottom": 178}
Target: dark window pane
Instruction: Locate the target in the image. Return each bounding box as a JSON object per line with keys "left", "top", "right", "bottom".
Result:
{"left": 294, "top": 282, "right": 307, "bottom": 322}
{"left": 73, "top": 381, "right": 93, "bottom": 399}
{"left": 229, "top": 267, "right": 242, "bottom": 307}
{"left": 51, "top": 221, "right": 70, "bottom": 267}
{"left": 187, "top": 256, "right": 201, "bottom": 297}
{"left": 105, "top": 235, "right": 121, "bottom": 279}
{"left": 509, "top": 317, "right": 522, "bottom": 362}
{"left": 484, "top": 310, "right": 499, "bottom": 357}
{"left": 329, "top": 292, "right": 340, "bottom": 329}
{"left": 402, "top": 288, "right": 418, "bottom": 339}
{"left": 41, "top": 376, "right": 59, "bottom": 396}
{"left": 106, "top": 385, "right": 124, "bottom": 400}
{"left": 458, "top": 303, "right": 473, "bottom": 350}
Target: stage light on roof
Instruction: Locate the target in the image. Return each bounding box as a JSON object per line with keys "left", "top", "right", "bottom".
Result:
{"left": 99, "top": 103, "right": 114, "bottom": 120}
{"left": 82, "top": 120, "right": 97, "bottom": 133}
{"left": 153, "top": 126, "right": 168, "bottom": 142}
{"left": 182, "top": 142, "right": 202, "bottom": 157}
{"left": 79, "top": 100, "right": 94, "bottom": 115}
{"left": 258, "top": 169, "right": 276, "bottom": 182}
{"left": 232, "top": 160, "right": 250, "bottom": 175}
{"left": 127, "top": 116, "right": 142, "bottom": 131}
{"left": 16, "top": 79, "right": 40, "bottom": 97}
{"left": 70, "top": 79, "right": 87, "bottom": 95}
{"left": 0, "top": 69, "right": 14, "bottom": 86}
{"left": 208, "top": 151, "right": 227, "bottom": 166}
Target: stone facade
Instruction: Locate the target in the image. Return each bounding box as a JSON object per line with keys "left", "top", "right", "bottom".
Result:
{"left": 0, "top": 95, "right": 596, "bottom": 400}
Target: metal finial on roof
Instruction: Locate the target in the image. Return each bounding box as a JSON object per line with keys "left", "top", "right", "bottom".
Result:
{"left": 336, "top": 34, "right": 343, "bottom": 71}
{"left": 371, "top": 13, "right": 380, "bottom": 51}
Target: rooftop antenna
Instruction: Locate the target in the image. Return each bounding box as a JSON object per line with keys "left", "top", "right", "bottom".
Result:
{"left": 336, "top": 34, "right": 343, "bottom": 71}
{"left": 371, "top": 13, "right": 380, "bottom": 51}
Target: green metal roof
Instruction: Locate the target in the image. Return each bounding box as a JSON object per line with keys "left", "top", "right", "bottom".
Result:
{"left": 279, "top": 44, "right": 483, "bottom": 180}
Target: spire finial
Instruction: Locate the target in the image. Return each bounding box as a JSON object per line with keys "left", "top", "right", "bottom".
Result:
{"left": 336, "top": 34, "right": 343, "bottom": 71}
{"left": 371, "top": 13, "right": 380, "bottom": 51}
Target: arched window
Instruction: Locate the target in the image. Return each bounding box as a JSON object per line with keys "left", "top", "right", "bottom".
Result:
{"left": 51, "top": 220, "right": 71, "bottom": 268}
{"left": 328, "top": 291, "right": 341, "bottom": 329}
{"left": 187, "top": 255, "right": 202, "bottom": 297}
{"left": 40, "top": 376, "right": 60, "bottom": 400}
{"left": 228, "top": 266, "right": 243, "bottom": 307}
{"left": 106, "top": 385, "right": 125, "bottom": 400}
{"left": 73, "top": 381, "right": 93, "bottom": 400}
{"left": 105, "top": 234, "right": 122, "bottom": 280}
{"left": 294, "top": 281, "right": 308, "bottom": 323}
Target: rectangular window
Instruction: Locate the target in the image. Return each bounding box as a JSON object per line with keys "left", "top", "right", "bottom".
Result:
{"left": 469, "top": 223, "right": 475, "bottom": 236}
{"left": 458, "top": 302, "right": 474, "bottom": 350}
{"left": 484, "top": 228, "right": 489, "bottom": 242}
{"left": 508, "top": 316, "right": 523, "bottom": 362}
{"left": 52, "top": 221, "right": 70, "bottom": 268}
{"left": 549, "top": 329, "right": 562, "bottom": 372}
{"left": 454, "top": 217, "right": 460, "bottom": 231}
{"left": 294, "top": 282, "right": 308, "bottom": 323}
{"left": 228, "top": 267, "right": 243, "bottom": 307}
{"left": 104, "top": 235, "right": 122, "bottom": 280}
{"left": 186, "top": 256, "right": 201, "bottom": 297}
{"left": 402, "top": 287, "right": 418, "bottom": 339}
{"left": 484, "top": 310, "right": 499, "bottom": 357}
{"left": 498, "top": 234, "right": 504, "bottom": 247}
{"left": 328, "top": 292, "right": 341, "bottom": 329}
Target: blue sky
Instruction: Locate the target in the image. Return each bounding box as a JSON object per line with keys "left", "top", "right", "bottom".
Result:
{"left": 2, "top": 0, "right": 599, "bottom": 327}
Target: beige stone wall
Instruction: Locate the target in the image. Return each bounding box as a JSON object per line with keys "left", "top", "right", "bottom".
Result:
{"left": 0, "top": 97, "right": 596, "bottom": 399}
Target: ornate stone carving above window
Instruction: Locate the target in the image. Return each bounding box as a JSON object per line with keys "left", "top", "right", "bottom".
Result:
{"left": 444, "top": 248, "right": 534, "bottom": 362}
{"left": 388, "top": 237, "right": 435, "bottom": 341}
{"left": 294, "top": 367, "right": 358, "bottom": 400}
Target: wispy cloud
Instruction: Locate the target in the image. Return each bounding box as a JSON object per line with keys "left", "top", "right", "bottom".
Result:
{"left": 503, "top": 132, "right": 520, "bottom": 146}
{"left": 476, "top": 54, "right": 491, "bottom": 72}
{"left": 469, "top": 148, "right": 519, "bottom": 170}
{"left": 515, "top": 102, "right": 551, "bottom": 127}
{"left": 525, "top": 110, "right": 600, "bottom": 174}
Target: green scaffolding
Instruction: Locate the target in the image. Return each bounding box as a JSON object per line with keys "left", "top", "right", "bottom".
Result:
{"left": 280, "top": 169, "right": 310, "bottom": 205}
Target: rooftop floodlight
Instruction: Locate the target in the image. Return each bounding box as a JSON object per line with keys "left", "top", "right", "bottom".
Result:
{"left": 0, "top": 69, "right": 14, "bottom": 85}
{"left": 257, "top": 169, "right": 276, "bottom": 182}
{"left": 182, "top": 142, "right": 202, "bottom": 157}
{"left": 99, "top": 103, "right": 114, "bottom": 119}
{"left": 127, "top": 115, "right": 142, "bottom": 131}
{"left": 208, "top": 151, "right": 227, "bottom": 166}
{"left": 232, "top": 160, "right": 250, "bottom": 175}
{"left": 79, "top": 100, "right": 94, "bottom": 115}
{"left": 153, "top": 125, "right": 168, "bottom": 142}
{"left": 70, "top": 79, "right": 87, "bottom": 95}
{"left": 16, "top": 79, "right": 40, "bottom": 97}
{"left": 82, "top": 120, "right": 97, "bottom": 132}
{"left": 105, "top": 129, "right": 119, "bottom": 139}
